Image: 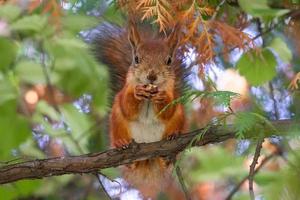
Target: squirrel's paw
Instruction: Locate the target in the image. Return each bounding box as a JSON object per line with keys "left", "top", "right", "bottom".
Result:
{"left": 167, "top": 131, "right": 181, "bottom": 141}
{"left": 134, "top": 85, "right": 152, "bottom": 100}
{"left": 151, "top": 90, "right": 167, "bottom": 104}
{"left": 113, "top": 139, "right": 131, "bottom": 150}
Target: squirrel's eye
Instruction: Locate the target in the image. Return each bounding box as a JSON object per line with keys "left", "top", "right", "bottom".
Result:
{"left": 166, "top": 56, "right": 172, "bottom": 65}
{"left": 134, "top": 56, "right": 139, "bottom": 64}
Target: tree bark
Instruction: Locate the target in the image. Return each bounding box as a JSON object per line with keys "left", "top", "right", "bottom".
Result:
{"left": 0, "top": 120, "right": 296, "bottom": 185}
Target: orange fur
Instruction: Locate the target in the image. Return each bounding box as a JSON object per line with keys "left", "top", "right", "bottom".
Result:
{"left": 110, "top": 82, "right": 185, "bottom": 199}
{"left": 102, "top": 22, "right": 186, "bottom": 199}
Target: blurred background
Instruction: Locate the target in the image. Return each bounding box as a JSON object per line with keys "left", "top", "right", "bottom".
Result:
{"left": 0, "top": 0, "right": 300, "bottom": 199}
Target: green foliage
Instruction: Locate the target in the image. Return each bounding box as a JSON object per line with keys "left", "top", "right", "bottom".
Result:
{"left": 270, "top": 37, "right": 293, "bottom": 63}
{"left": 0, "top": 180, "right": 42, "bottom": 199}
{"left": 238, "top": 0, "right": 289, "bottom": 20}
{"left": 0, "top": 1, "right": 114, "bottom": 199}
{"left": 234, "top": 112, "right": 260, "bottom": 139}
{"left": 160, "top": 90, "right": 239, "bottom": 114}
{"left": 262, "top": 156, "right": 300, "bottom": 200}
{"left": 11, "top": 15, "right": 48, "bottom": 35}
{"left": 0, "top": 0, "right": 298, "bottom": 199}
{"left": 183, "top": 146, "right": 245, "bottom": 182}
{"left": 15, "top": 60, "right": 55, "bottom": 84}
{"left": 0, "top": 37, "right": 17, "bottom": 70}
{"left": 0, "top": 73, "right": 17, "bottom": 105}
{"left": 102, "top": 2, "right": 125, "bottom": 24}
{"left": 62, "top": 14, "right": 99, "bottom": 33}
{"left": 0, "top": 4, "right": 21, "bottom": 22}
{"left": 233, "top": 111, "right": 276, "bottom": 139}
{"left": 237, "top": 49, "right": 277, "bottom": 86}
{"left": 0, "top": 100, "right": 31, "bottom": 160}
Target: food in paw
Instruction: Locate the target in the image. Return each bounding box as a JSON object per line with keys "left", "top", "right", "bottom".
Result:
{"left": 144, "top": 84, "right": 158, "bottom": 94}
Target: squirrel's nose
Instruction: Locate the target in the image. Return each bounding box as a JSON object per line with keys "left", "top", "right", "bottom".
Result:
{"left": 147, "top": 71, "right": 157, "bottom": 83}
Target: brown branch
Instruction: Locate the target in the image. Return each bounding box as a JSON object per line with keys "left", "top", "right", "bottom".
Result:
{"left": 175, "top": 165, "right": 191, "bottom": 200}
{"left": 211, "top": 0, "right": 226, "bottom": 20}
{"left": 0, "top": 120, "right": 296, "bottom": 185}
{"left": 248, "top": 138, "right": 264, "bottom": 200}
{"left": 225, "top": 153, "right": 276, "bottom": 200}
{"left": 94, "top": 173, "right": 113, "bottom": 200}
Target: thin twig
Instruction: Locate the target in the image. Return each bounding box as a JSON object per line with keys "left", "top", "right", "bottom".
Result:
{"left": 248, "top": 138, "right": 264, "bottom": 200}
{"left": 94, "top": 173, "right": 113, "bottom": 200}
{"left": 269, "top": 82, "right": 280, "bottom": 120}
{"left": 219, "top": 24, "right": 276, "bottom": 57}
{"left": 40, "top": 41, "right": 85, "bottom": 154}
{"left": 211, "top": 0, "right": 226, "bottom": 20}
{"left": 225, "top": 153, "right": 275, "bottom": 200}
{"left": 99, "top": 171, "right": 122, "bottom": 187}
{"left": 175, "top": 164, "right": 191, "bottom": 200}
{"left": 39, "top": 41, "right": 60, "bottom": 114}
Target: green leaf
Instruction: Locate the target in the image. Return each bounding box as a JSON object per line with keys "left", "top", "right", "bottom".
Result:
{"left": 62, "top": 14, "right": 99, "bottom": 33}
{"left": 233, "top": 111, "right": 275, "bottom": 139}
{"left": 160, "top": 90, "right": 239, "bottom": 115}
{"left": 0, "top": 4, "right": 21, "bottom": 22}
{"left": 0, "top": 37, "right": 17, "bottom": 70}
{"left": 55, "top": 104, "right": 93, "bottom": 154}
{"left": 102, "top": 3, "right": 124, "bottom": 25}
{"left": 234, "top": 112, "right": 259, "bottom": 139}
{"left": 15, "top": 60, "right": 59, "bottom": 84}
{"left": 0, "top": 180, "right": 42, "bottom": 199}
{"left": 238, "top": 0, "right": 289, "bottom": 18}
{"left": 35, "top": 101, "right": 61, "bottom": 122}
{"left": 237, "top": 48, "right": 277, "bottom": 86}
{"left": 15, "top": 60, "right": 44, "bottom": 83}
{"left": 44, "top": 37, "right": 108, "bottom": 110}
{"left": 185, "top": 146, "right": 245, "bottom": 182}
{"left": 0, "top": 73, "right": 17, "bottom": 105}
{"left": 11, "top": 15, "right": 48, "bottom": 35}
{"left": 19, "top": 138, "right": 45, "bottom": 159}
{"left": 269, "top": 37, "right": 292, "bottom": 63}
{"left": 207, "top": 91, "right": 240, "bottom": 107}
{"left": 0, "top": 100, "right": 31, "bottom": 160}
{"left": 0, "top": 186, "right": 17, "bottom": 199}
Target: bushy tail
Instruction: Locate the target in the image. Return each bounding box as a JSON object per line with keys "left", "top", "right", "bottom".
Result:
{"left": 92, "top": 23, "right": 132, "bottom": 98}
{"left": 122, "top": 158, "right": 185, "bottom": 200}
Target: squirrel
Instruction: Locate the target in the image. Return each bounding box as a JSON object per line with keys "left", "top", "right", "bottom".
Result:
{"left": 93, "top": 21, "right": 187, "bottom": 199}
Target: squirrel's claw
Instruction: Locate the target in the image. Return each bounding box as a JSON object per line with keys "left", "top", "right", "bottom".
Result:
{"left": 114, "top": 139, "right": 131, "bottom": 149}
{"left": 167, "top": 131, "right": 181, "bottom": 141}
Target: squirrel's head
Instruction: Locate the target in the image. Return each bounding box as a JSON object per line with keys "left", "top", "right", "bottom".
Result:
{"left": 127, "top": 23, "right": 180, "bottom": 88}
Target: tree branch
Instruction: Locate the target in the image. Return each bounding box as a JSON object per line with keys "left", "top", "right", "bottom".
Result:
{"left": 225, "top": 153, "right": 276, "bottom": 200}
{"left": 0, "top": 120, "right": 296, "bottom": 185}
{"left": 248, "top": 138, "right": 264, "bottom": 200}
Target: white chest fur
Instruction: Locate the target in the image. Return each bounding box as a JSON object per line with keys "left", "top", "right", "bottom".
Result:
{"left": 129, "top": 102, "right": 165, "bottom": 143}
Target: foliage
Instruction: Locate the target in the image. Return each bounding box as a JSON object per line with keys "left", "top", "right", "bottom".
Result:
{"left": 0, "top": 0, "right": 300, "bottom": 199}
{"left": 237, "top": 48, "right": 277, "bottom": 86}
{"left": 233, "top": 111, "right": 276, "bottom": 139}
{"left": 160, "top": 90, "right": 239, "bottom": 115}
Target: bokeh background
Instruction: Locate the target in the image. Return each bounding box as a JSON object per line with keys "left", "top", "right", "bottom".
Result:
{"left": 0, "top": 0, "right": 300, "bottom": 199}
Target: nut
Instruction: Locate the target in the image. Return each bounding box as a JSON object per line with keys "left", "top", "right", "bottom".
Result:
{"left": 145, "top": 84, "right": 158, "bottom": 94}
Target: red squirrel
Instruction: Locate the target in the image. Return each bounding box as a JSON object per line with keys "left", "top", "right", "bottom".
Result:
{"left": 94, "top": 22, "right": 186, "bottom": 199}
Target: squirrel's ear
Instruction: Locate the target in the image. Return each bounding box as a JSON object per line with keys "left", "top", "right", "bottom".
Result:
{"left": 167, "top": 23, "right": 181, "bottom": 57}
{"left": 128, "top": 22, "right": 141, "bottom": 52}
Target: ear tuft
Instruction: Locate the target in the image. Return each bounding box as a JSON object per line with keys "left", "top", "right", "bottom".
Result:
{"left": 167, "top": 23, "right": 181, "bottom": 57}
{"left": 128, "top": 21, "right": 141, "bottom": 52}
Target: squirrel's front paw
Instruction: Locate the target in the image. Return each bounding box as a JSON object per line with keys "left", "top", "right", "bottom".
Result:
{"left": 113, "top": 139, "right": 131, "bottom": 150}
{"left": 167, "top": 131, "right": 181, "bottom": 141}
{"left": 151, "top": 90, "right": 167, "bottom": 104}
{"left": 134, "top": 84, "right": 156, "bottom": 100}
